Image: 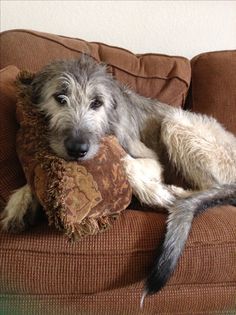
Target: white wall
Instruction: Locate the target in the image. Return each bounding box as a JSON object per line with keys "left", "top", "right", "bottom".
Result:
{"left": 1, "top": 1, "right": 236, "bottom": 58}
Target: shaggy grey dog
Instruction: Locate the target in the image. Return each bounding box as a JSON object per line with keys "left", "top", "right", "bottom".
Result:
{"left": 1, "top": 55, "right": 236, "bottom": 305}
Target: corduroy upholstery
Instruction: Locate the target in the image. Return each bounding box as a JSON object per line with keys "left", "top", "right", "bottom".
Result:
{"left": 190, "top": 50, "right": 236, "bottom": 135}
{"left": 0, "top": 66, "right": 25, "bottom": 207}
{"left": 0, "top": 30, "right": 235, "bottom": 315}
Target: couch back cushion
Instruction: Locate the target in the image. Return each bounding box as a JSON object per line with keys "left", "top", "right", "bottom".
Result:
{"left": 190, "top": 50, "right": 236, "bottom": 135}
{"left": 0, "top": 29, "right": 191, "bottom": 107}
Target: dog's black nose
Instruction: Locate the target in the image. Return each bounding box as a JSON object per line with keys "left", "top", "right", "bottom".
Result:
{"left": 65, "top": 138, "right": 89, "bottom": 159}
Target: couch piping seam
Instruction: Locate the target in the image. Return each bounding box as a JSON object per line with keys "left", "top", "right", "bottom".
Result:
{"left": 0, "top": 29, "right": 190, "bottom": 88}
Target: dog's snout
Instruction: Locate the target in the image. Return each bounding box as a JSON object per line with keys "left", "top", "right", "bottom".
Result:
{"left": 65, "top": 138, "right": 90, "bottom": 159}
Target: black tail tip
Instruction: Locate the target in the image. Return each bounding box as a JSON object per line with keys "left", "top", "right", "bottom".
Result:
{"left": 144, "top": 261, "right": 171, "bottom": 295}
{"left": 145, "top": 276, "right": 166, "bottom": 296}
{"left": 140, "top": 278, "right": 166, "bottom": 309}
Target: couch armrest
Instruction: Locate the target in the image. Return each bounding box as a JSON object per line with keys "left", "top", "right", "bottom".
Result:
{"left": 190, "top": 50, "right": 236, "bottom": 135}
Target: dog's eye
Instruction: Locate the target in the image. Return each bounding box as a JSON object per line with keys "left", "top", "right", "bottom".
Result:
{"left": 90, "top": 98, "right": 103, "bottom": 110}
{"left": 53, "top": 94, "right": 67, "bottom": 105}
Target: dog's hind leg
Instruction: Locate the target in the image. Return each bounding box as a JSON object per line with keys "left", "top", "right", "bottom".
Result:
{"left": 160, "top": 108, "right": 236, "bottom": 188}
{"left": 0, "top": 184, "right": 40, "bottom": 232}
{"left": 141, "top": 109, "right": 236, "bottom": 303}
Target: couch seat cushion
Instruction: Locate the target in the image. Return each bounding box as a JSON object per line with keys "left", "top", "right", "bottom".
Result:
{"left": 0, "top": 206, "right": 235, "bottom": 296}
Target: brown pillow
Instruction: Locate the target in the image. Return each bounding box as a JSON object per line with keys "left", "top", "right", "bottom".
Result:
{"left": 0, "top": 66, "right": 26, "bottom": 210}
{"left": 16, "top": 71, "right": 132, "bottom": 239}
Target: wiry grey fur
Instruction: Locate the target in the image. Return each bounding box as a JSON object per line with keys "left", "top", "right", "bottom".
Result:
{"left": 1, "top": 55, "right": 236, "bottom": 307}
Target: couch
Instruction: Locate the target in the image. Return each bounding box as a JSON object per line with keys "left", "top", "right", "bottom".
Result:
{"left": 0, "top": 29, "right": 235, "bottom": 315}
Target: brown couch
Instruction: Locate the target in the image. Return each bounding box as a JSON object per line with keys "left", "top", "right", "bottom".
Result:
{"left": 0, "top": 30, "right": 235, "bottom": 315}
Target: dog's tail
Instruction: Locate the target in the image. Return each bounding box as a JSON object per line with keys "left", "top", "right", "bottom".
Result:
{"left": 141, "top": 183, "right": 236, "bottom": 307}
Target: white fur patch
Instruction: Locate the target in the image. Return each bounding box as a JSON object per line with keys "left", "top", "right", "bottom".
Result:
{"left": 1, "top": 184, "right": 33, "bottom": 231}
{"left": 123, "top": 155, "right": 175, "bottom": 207}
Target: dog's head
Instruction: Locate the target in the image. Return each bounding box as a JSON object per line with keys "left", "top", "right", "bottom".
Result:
{"left": 31, "top": 55, "right": 119, "bottom": 160}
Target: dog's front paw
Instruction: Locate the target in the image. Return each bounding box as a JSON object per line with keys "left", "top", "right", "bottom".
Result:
{"left": 0, "top": 212, "right": 28, "bottom": 233}
{"left": 122, "top": 155, "right": 175, "bottom": 207}
{"left": 0, "top": 184, "right": 35, "bottom": 233}
{"left": 1, "top": 203, "right": 41, "bottom": 233}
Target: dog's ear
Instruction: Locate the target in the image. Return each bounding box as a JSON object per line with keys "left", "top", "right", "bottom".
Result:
{"left": 109, "top": 78, "right": 125, "bottom": 111}
{"left": 18, "top": 73, "right": 34, "bottom": 86}
{"left": 112, "top": 97, "right": 118, "bottom": 110}
{"left": 79, "top": 53, "right": 109, "bottom": 76}
{"left": 31, "top": 82, "right": 41, "bottom": 104}
{"left": 79, "top": 53, "right": 94, "bottom": 65}
{"left": 30, "top": 70, "right": 50, "bottom": 105}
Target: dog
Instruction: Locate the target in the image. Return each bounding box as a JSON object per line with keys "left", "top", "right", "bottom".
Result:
{"left": 1, "top": 55, "right": 236, "bottom": 306}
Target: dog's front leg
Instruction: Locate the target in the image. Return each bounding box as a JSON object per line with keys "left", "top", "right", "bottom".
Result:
{"left": 122, "top": 138, "right": 158, "bottom": 160}
{"left": 0, "top": 184, "right": 40, "bottom": 233}
{"left": 123, "top": 155, "right": 175, "bottom": 208}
